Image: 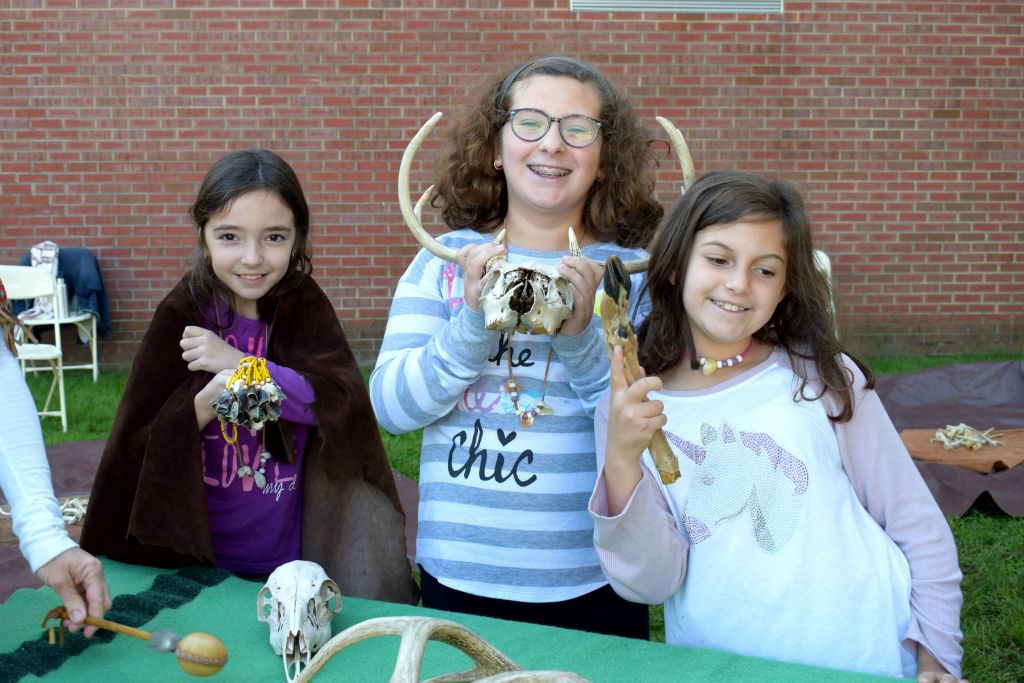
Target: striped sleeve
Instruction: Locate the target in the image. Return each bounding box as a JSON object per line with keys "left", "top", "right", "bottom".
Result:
{"left": 370, "top": 245, "right": 499, "bottom": 434}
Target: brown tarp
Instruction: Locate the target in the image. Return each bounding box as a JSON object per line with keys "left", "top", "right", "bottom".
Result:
{"left": 875, "top": 360, "right": 1024, "bottom": 517}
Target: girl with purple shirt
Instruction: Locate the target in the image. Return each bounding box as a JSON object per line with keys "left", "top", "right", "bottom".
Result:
{"left": 82, "top": 151, "right": 414, "bottom": 601}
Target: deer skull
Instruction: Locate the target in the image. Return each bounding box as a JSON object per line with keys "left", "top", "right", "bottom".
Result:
{"left": 257, "top": 560, "right": 342, "bottom": 683}
{"left": 477, "top": 227, "right": 579, "bottom": 335}
{"left": 396, "top": 113, "right": 694, "bottom": 334}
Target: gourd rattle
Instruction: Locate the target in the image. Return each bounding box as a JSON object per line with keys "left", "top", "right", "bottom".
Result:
{"left": 42, "top": 606, "right": 229, "bottom": 677}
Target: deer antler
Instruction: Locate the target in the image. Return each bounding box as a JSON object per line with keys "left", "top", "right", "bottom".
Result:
{"left": 397, "top": 113, "right": 697, "bottom": 276}
{"left": 295, "top": 616, "right": 590, "bottom": 683}
{"left": 655, "top": 116, "right": 696, "bottom": 194}
{"left": 398, "top": 112, "right": 459, "bottom": 263}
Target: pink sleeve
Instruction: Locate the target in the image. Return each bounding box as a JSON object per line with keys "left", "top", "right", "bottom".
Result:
{"left": 590, "top": 393, "right": 688, "bottom": 604}
{"left": 266, "top": 361, "right": 317, "bottom": 426}
{"left": 822, "top": 356, "right": 964, "bottom": 677}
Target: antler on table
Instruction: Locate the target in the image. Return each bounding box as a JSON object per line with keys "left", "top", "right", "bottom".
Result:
{"left": 295, "top": 616, "right": 589, "bottom": 683}
{"left": 599, "top": 256, "right": 680, "bottom": 485}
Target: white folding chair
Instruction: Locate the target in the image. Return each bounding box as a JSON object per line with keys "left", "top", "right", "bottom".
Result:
{"left": 0, "top": 265, "right": 68, "bottom": 431}
{"left": 19, "top": 278, "right": 99, "bottom": 381}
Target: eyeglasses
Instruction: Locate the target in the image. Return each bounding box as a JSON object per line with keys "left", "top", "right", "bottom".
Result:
{"left": 507, "top": 108, "right": 603, "bottom": 148}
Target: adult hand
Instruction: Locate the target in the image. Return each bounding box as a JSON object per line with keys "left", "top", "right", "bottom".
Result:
{"left": 604, "top": 346, "right": 666, "bottom": 515}
{"left": 35, "top": 547, "right": 111, "bottom": 638}
{"left": 457, "top": 241, "right": 505, "bottom": 313}
{"left": 194, "top": 368, "right": 234, "bottom": 429}
{"left": 180, "top": 326, "right": 245, "bottom": 374}
{"left": 555, "top": 255, "right": 603, "bottom": 337}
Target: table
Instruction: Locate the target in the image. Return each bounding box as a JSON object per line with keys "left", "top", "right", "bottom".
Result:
{"left": 0, "top": 560, "right": 895, "bottom": 682}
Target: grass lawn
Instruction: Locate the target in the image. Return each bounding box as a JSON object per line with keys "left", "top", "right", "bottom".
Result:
{"left": 27, "top": 354, "right": 1024, "bottom": 682}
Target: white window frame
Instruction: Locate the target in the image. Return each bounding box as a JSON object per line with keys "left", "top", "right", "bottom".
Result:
{"left": 570, "top": 0, "right": 782, "bottom": 12}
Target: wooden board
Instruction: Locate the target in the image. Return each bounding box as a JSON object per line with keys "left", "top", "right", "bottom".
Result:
{"left": 901, "top": 428, "right": 1024, "bottom": 473}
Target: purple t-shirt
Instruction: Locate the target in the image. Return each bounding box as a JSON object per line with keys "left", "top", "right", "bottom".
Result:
{"left": 199, "top": 307, "right": 317, "bottom": 574}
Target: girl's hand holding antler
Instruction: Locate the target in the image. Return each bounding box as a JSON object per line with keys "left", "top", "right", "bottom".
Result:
{"left": 604, "top": 346, "right": 667, "bottom": 515}
{"left": 557, "top": 255, "right": 603, "bottom": 337}
{"left": 457, "top": 241, "right": 506, "bottom": 314}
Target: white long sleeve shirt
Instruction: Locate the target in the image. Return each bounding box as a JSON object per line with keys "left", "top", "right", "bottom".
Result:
{"left": 591, "top": 348, "right": 964, "bottom": 678}
{"left": 0, "top": 342, "right": 76, "bottom": 572}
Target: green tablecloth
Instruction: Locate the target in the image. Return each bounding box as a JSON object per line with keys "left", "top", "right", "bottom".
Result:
{"left": 0, "top": 560, "right": 896, "bottom": 682}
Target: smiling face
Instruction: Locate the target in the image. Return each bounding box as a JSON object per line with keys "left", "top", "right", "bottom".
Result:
{"left": 682, "top": 218, "right": 789, "bottom": 360}
{"left": 494, "top": 75, "right": 603, "bottom": 229}
{"left": 203, "top": 189, "right": 296, "bottom": 319}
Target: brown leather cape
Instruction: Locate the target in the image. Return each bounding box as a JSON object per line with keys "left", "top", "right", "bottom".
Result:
{"left": 80, "top": 274, "right": 417, "bottom": 603}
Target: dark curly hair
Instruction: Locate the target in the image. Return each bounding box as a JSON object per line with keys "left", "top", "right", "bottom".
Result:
{"left": 637, "top": 170, "right": 872, "bottom": 423}
{"left": 187, "top": 149, "right": 312, "bottom": 323}
{"left": 432, "top": 56, "right": 663, "bottom": 248}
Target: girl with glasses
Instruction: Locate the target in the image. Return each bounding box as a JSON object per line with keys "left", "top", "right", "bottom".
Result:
{"left": 371, "top": 56, "right": 663, "bottom": 637}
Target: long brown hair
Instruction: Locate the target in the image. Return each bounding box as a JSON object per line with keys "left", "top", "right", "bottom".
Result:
{"left": 187, "top": 149, "right": 312, "bottom": 322}
{"left": 0, "top": 278, "right": 21, "bottom": 354}
{"left": 433, "top": 56, "right": 663, "bottom": 248}
{"left": 637, "top": 170, "right": 872, "bottom": 422}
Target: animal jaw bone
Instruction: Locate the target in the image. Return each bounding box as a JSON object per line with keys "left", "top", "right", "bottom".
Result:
{"left": 293, "top": 616, "right": 591, "bottom": 683}
{"left": 257, "top": 560, "right": 342, "bottom": 683}
{"left": 600, "top": 255, "right": 680, "bottom": 485}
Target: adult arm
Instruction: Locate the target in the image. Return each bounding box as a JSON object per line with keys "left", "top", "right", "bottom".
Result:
{"left": 0, "top": 345, "right": 110, "bottom": 633}
{"left": 824, "top": 356, "right": 964, "bottom": 678}
{"left": 0, "top": 345, "right": 76, "bottom": 572}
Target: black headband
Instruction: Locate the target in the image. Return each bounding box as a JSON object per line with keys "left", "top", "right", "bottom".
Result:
{"left": 494, "top": 56, "right": 591, "bottom": 110}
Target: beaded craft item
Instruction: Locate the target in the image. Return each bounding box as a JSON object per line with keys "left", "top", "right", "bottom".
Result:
{"left": 213, "top": 356, "right": 286, "bottom": 432}
{"left": 212, "top": 356, "right": 287, "bottom": 491}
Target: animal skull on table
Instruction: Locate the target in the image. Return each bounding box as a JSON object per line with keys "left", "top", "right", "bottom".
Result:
{"left": 257, "top": 560, "right": 342, "bottom": 683}
{"left": 396, "top": 112, "right": 694, "bottom": 336}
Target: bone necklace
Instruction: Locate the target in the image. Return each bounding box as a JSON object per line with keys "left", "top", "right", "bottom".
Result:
{"left": 693, "top": 338, "right": 754, "bottom": 377}
{"left": 503, "top": 331, "right": 554, "bottom": 428}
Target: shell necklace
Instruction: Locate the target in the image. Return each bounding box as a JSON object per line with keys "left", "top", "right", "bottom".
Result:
{"left": 694, "top": 339, "right": 754, "bottom": 376}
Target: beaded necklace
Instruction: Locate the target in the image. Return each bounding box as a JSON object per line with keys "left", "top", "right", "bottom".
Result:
{"left": 694, "top": 338, "right": 754, "bottom": 377}
{"left": 503, "top": 331, "right": 554, "bottom": 428}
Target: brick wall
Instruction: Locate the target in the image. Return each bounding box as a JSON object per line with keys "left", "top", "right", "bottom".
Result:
{"left": 1, "top": 1, "right": 1020, "bottom": 370}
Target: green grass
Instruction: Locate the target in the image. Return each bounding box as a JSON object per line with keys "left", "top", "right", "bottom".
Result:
{"left": 27, "top": 370, "right": 128, "bottom": 444}
{"left": 27, "top": 355, "right": 1024, "bottom": 682}
{"left": 865, "top": 353, "right": 1023, "bottom": 376}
